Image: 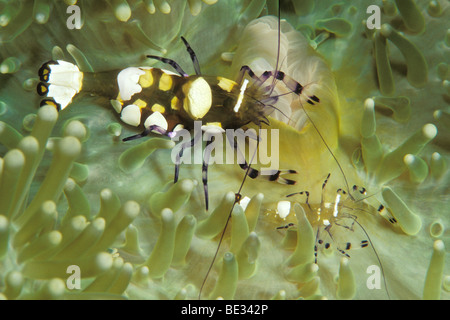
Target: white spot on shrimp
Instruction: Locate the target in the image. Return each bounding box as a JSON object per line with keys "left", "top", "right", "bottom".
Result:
{"left": 117, "top": 67, "right": 146, "bottom": 101}
{"left": 120, "top": 104, "right": 141, "bottom": 127}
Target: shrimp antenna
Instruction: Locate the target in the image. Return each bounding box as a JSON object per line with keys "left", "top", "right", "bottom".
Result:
{"left": 351, "top": 217, "right": 391, "bottom": 299}
{"left": 198, "top": 125, "right": 262, "bottom": 299}
{"left": 300, "top": 101, "right": 354, "bottom": 200}
{"left": 268, "top": 0, "right": 282, "bottom": 97}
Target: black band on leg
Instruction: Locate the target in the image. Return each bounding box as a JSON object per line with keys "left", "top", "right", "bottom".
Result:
{"left": 238, "top": 65, "right": 270, "bottom": 87}
{"left": 202, "top": 139, "right": 215, "bottom": 211}
{"left": 122, "top": 124, "right": 168, "bottom": 141}
{"left": 174, "top": 130, "right": 202, "bottom": 183}
{"left": 226, "top": 133, "right": 296, "bottom": 185}
{"left": 181, "top": 36, "right": 201, "bottom": 75}
{"left": 146, "top": 55, "right": 189, "bottom": 77}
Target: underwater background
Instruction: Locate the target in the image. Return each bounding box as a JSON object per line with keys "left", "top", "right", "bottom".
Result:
{"left": 0, "top": 0, "right": 448, "bottom": 300}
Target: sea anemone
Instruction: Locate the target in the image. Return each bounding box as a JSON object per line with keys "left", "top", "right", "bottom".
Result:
{"left": 0, "top": 0, "right": 448, "bottom": 300}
